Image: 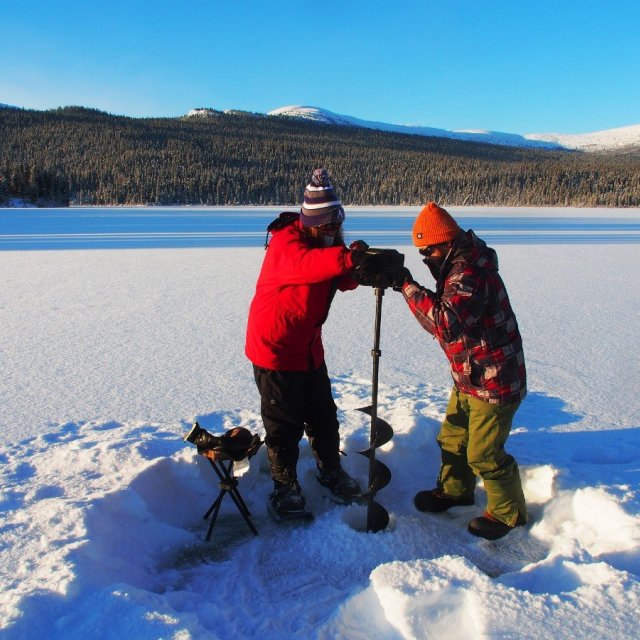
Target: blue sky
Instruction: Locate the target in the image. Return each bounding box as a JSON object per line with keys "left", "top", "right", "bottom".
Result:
{"left": 2, "top": 0, "right": 639, "bottom": 134}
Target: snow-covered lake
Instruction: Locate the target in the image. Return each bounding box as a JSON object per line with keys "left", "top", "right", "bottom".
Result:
{"left": 1, "top": 206, "right": 639, "bottom": 639}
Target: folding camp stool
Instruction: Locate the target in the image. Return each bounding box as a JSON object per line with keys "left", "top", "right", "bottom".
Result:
{"left": 200, "top": 448, "right": 258, "bottom": 541}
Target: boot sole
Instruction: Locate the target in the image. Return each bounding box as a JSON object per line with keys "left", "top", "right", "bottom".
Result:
{"left": 467, "top": 515, "right": 525, "bottom": 540}
{"left": 267, "top": 501, "right": 314, "bottom": 523}
{"left": 321, "top": 492, "right": 367, "bottom": 507}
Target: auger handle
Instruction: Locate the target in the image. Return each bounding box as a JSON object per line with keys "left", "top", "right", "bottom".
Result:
{"left": 367, "top": 287, "right": 385, "bottom": 532}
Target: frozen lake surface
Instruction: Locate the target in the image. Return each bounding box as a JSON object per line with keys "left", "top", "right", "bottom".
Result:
{"left": 1, "top": 205, "right": 639, "bottom": 638}
{"left": 1, "top": 206, "right": 639, "bottom": 249}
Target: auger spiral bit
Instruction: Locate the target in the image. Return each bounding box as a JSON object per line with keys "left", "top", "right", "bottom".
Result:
{"left": 356, "top": 406, "right": 394, "bottom": 450}
{"left": 357, "top": 286, "right": 394, "bottom": 532}
{"left": 363, "top": 498, "right": 389, "bottom": 533}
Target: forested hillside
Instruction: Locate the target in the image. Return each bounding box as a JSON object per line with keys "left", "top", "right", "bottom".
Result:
{"left": 1, "top": 106, "right": 639, "bottom": 207}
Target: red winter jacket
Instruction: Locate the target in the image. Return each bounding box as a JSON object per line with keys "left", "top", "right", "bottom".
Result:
{"left": 400, "top": 230, "right": 526, "bottom": 404}
{"left": 245, "top": 215, "right": 357, "bottom": 371}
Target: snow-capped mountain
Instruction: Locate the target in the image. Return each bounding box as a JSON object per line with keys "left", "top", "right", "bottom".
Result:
{"left": 186, "top": 107, "right": 261, "bottom": 119}
{"left": 186, "top": 108, "right": 221, "bottom": 118}
{"left": 267, "top": 105, "right": 640, "bottom": 153}
{"left": 525, "top": 125, "right": 640, "bottom": 152}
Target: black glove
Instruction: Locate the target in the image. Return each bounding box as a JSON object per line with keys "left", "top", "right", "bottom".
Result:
{"left": 367, "top": 271, "right": 395, "bottom": 288}
{"left": 351, "top": 249, "right": 395, "bottom": 274}
{"left": 390, "top": 266, "right": 413, "bottom": 291}
{"left": 349, "top": 240, "right": 369, "bottom": 252}
{"left": 351, "top": 251, "right": 390, "bottom": 286}
{"left": 352, "top": 248, "right": 406, "bottom": 288}
{"left": 348, "top": 241, "right": 370, "bottom": 283}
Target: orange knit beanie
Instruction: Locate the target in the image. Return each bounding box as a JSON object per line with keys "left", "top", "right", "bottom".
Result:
{"left": 412, "top": 202, "right": 461, "bottom": 247}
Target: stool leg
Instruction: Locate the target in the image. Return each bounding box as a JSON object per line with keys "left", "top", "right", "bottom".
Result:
{"left": 204, "top": 490, "right": 227, "bottom": 541}
{"left": 203, "top": 458, "right": 259, "bottom": 539}
{"left": 227, "top": 488, "right": 258, "bottom": 535}
{"left": 221, "top": 460, "right": 258, "bottom": 535}
{"left": 203, "top": 488, "right": 224, "bottom": 519}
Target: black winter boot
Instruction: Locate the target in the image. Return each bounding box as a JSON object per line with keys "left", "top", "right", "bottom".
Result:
{"left": 414, "top": 488, "right": 475, "bottom": 513}
{"left": 467, "top": 511, "right": 526, "bottom": 540}
{"left": 317, "top": 466, "right": 362, "bottom": 504}
{"left": 268, "top": 480, "right": 312, "bottom": 522}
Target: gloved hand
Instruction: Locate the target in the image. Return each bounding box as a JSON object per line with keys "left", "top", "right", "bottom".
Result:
{"left": 349, "top": 240, "right": 369, "bottom": 252}
{"left": 351, "top": 249, "right": 393, "bottom": 273}
{"left": 351, "top": 248, "right": 406, "bottom": 288}
{"left": 390, "top": 266, "right": 413, "bottom": 291}
{"left": 351, "top": 251, "right": 389, "bottom": 286}
{"left": 361, "top": 270, "right": 394, "bottom": 288}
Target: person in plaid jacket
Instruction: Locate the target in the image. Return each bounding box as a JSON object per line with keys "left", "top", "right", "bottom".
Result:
{"left": 393, "top": 202, "right": 528, "bottom": 540}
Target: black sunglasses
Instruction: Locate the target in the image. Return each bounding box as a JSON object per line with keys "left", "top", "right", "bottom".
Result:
{"left": 418, "top": 246, "right": 437, "bottom": 257}
{"left": 319, "top": 222, "right": 342, "bottom": 232}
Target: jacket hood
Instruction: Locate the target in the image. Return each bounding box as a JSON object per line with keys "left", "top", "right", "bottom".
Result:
{"left": 450, "top": 230, "right": 498, "bottom": 271}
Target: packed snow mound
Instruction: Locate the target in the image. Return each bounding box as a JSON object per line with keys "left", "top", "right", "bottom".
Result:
{"left": 3, "top": 402, "right": 640, "bottom": 638}
{"left": 268, "top": 105, "right": 640, "bottom": 152}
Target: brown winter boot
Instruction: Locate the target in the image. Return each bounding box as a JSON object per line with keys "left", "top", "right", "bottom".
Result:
{"left": 467, "top": 511, "right": 526, "bottom": 540}
{"left": 414, "top": 488, "right": 474, "bottom": 513}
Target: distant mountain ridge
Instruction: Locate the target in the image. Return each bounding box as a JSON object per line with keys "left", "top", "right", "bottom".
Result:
{"left": 3, "top": 103, "right": 640, "bottom": 207}
{"left": 265, "top": 106, "right": 640, "bottom": 153}
{"left": 4, "top": 102, "right": 637, "bottom": 152}
{"left": 184, "top": 104, "right": 640, "bottom": 152}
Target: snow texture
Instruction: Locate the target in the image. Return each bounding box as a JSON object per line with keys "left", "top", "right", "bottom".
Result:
{"left": 1, "top": 208, "right": 639, "bottom": 639}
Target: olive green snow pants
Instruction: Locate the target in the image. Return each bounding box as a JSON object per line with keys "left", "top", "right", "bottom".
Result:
{"left": 437, "top": 387, "right": 527, "bottom": 526}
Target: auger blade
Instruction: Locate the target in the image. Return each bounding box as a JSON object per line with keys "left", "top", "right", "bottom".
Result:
{"left": 356, "top": 406, "right": 394, "bottom": 449}
{"left": 363, "top": 457, "right": 392, "bottom": 493}
{"left": 366, "top": 499, "right": 390, "bottom": 533}
{"left": 353, "top": 285, "right": 395, "bottom": 534}
{"left": 357, "top": 451, "right": 392, "bottom": 494}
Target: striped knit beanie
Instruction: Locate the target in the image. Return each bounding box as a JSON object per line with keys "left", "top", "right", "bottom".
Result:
{"left": 412, "top": 202, "right": 461, "bottom": 247}
{"left": 300, "top": 168, "right": 345, "bottom": 227}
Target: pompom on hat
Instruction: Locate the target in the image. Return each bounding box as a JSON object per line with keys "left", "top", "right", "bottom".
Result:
{"left": 412, "top": 202, "right": 461, "bottom": 247}
{"left": 300, "top": 168, "right": 345, "bottom": 228}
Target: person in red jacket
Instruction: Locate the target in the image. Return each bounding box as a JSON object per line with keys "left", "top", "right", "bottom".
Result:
{"left": 245, "top": 168, "right": 364, "bottom": 520}
{"left": 391, "top": 202, "right": 528, "bottom": 540}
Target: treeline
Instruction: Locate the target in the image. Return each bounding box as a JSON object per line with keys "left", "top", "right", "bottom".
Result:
{"left": 1, "top": 105, "right": 639, "bottom": 207}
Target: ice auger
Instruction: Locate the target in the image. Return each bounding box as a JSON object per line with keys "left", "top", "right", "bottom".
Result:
{"left": 357, "top": 286, "right": 394, "bottom": 532}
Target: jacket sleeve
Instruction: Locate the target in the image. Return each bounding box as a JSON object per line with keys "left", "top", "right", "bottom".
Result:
{"left": 267, "top": 232, "right": 355, "bottom": 285}
{"left": 400, "top": 267, "right": 487, "bottom": 342}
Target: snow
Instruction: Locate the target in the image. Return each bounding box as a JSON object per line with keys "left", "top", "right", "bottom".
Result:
{"left": 185, "top": 108, "right": 221, "bottom": 118}
{"left": 268, "top": 105, "right": 640, "bottom": 152}
{"left": 1, "top": 208, "right": 639, "bottom": 639}
{"left": 3, "top": 198, "right": 36, "bottom": 207}
{"left": 525, "top": 123, "right": 640, "bottom": 152}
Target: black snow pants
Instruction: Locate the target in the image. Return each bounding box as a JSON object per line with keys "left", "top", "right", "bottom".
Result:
{"left": 253, "top": 362, "right": 341, "bottom": 486}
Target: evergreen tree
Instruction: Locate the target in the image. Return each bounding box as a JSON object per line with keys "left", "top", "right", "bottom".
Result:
{"left": 0, "top": 105, "right": 638, "bottom": 207}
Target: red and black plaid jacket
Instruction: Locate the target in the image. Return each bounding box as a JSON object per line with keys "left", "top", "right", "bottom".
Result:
{"left": 401, "top": 230, "right": 526, "bottom": 404}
